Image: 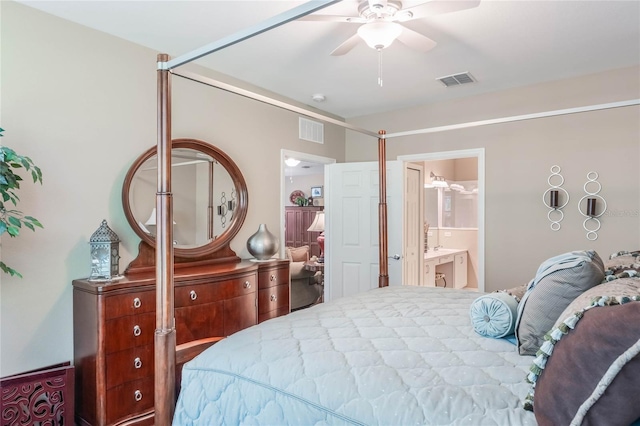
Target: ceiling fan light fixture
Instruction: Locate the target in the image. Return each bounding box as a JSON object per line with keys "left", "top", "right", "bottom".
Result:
{"left": 357, "top": 21, "right": 403, "bottom": 50}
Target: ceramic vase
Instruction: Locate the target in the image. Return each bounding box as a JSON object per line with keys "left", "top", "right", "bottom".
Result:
{"left": 247, "top": 224, "right": 279, "bottom": 260}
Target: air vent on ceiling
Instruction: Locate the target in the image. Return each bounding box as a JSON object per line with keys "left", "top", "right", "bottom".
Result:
{"left": 299, "top": 117, "right": 324, "bottom": 144}
{"left": 437, "top": 72, "right": 476, "bottom": 87}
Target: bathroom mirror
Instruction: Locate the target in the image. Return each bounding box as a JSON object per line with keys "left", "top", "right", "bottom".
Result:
{"left": 122, "top": 138, "right": 248, "bottom": 259}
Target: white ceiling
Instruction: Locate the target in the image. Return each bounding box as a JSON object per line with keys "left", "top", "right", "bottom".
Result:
{"left": 18, "top": 0, "right": 640, "bottom": 119}
{"left": 285, "top": 159, "right": 326, "bottom": 177}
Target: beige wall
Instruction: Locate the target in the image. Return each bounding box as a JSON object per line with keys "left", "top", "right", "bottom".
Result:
{"left": 347, "top": 65, "right": 640, "bottom": 293}
{"left": 423, "top": 158, "right": 478, "bottom": 184}
{"left": 0, "top": 2, "right": 345, "bottom": 376}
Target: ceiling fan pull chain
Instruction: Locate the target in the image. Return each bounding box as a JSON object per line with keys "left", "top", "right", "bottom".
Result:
{"left": 378, "top": 49, "right": 383, "bottom": 87}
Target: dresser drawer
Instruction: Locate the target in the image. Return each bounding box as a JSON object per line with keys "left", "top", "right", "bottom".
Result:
{"left": 259, "top": 266, "right": 288, "bottom": 289}
{"left": 258, "top": 284, "right": 289, "bottom": 315}
{"left": 175, "top": 282, "right": 224, "bottom": 307}
{"left": 224, "top": 293, "right": 257, "bottom": 336}
{"left": 105, "top": 312, "right": 155, "bottom": 354}
{"left": 105, "top": 290, "right": 155, "bottom": 320}
{"left": 106, "top": 377, "right": 154, "bottom": 425}
{"left": 106, "top": 344, "right": 154, "bottom": 389}
{"left": 219, "top": 273, "right": 257, "bottom": 298}
{"left": 438, "top": 255, "right": 454, "bottom": 264}
{"left": 176, "top": 274, "right": 257, "bottom": 308}
{"left": 175, "top": 301, "right": 224, "bottom": 345}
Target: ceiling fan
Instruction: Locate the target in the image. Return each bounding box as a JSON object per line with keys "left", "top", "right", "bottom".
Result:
{"left": 300, "top": 0, "right": 480, "bottom": 56}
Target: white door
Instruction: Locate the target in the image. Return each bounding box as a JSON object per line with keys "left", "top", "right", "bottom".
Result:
{"left": 324, "top": 161, "right": 403, "bottom": 302}
{"left": 403, "top": 163, "right": 423, "bottom": 286}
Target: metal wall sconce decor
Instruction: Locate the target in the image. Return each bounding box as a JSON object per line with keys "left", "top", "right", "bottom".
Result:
{"left": 542, "top": 165, "right": 569, "bottom": 231}
{"left": 217, "top": 189, "right": 236, "bottom": 228}
{"left": 578, "top": 171, "right": 606, "bottom": 240}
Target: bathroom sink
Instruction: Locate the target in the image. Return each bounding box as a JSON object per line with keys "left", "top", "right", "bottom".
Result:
{"left": 424, "top": 248, "right": 465, "bottom": 260}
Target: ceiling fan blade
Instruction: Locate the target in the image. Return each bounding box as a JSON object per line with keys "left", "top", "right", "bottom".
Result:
{"left": 330, "top": 33, "right": 362, "bottom": 56}
{"left": 297, "top": 14, "right": 366, "bottom": 24}
{"left": 398, "top": 0, "right": 480, "bottom": 21}
{"left": 396, "top": 26, "right": 437, "bottom": 52}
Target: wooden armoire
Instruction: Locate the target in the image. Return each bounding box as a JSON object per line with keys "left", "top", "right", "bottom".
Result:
{"left": 284, "top": 206, "right": 324, "bottom": 258}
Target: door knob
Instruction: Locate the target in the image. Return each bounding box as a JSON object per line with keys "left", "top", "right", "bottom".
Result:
{"left": 388, "top": 254, "right": 401, "bottom": 260}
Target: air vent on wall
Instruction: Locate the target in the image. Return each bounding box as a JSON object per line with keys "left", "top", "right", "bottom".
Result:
{"left": 299, "top": 117, "right": 324, "bottom": 144}
{"left": 437, "top": 72, "right": 476, "bottom": 87}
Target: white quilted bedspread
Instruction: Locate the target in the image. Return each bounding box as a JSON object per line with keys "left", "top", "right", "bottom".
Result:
{"left": 173, "top": 286, "right": 536, "bottom": 425}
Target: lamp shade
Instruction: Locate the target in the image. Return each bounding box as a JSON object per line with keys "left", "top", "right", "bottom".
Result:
{"left": 307, "top": 211, "right": 325, "bottom": 232}
{"left": 357, "top": 21, "right": 403, "bottom": 50}
{"left": 145, "top": 208, "right": 176, "bottom": 226}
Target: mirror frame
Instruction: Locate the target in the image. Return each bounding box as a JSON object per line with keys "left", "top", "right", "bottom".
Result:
{"left": 122, "top": 138, "right": 248, "bottom": 259}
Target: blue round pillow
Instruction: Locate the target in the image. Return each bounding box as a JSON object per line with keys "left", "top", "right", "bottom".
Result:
{"left": 470, "top": 293, "right": 519, "bottom": 338}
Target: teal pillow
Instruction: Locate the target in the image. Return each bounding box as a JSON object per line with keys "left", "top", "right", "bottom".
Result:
{"left": 470, "top": 293, "right": 519, "bottom": 338}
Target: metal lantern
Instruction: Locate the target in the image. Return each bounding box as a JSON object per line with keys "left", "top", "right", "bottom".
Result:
{"left": 89, "top": 219, "right": 121, "bottom": 281}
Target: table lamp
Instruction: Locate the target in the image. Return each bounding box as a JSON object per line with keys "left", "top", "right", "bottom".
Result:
{"left": 307, "top": 211, "right": 325, "bottom": 263}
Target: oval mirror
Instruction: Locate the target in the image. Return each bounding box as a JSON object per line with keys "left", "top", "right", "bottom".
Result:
{"left": 122, "top": 139, "right": 248, "bottom": 258}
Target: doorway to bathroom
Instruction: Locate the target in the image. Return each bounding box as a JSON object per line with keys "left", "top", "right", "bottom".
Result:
{"left": 399, "top": 149, "right": 484, "bottom": 291}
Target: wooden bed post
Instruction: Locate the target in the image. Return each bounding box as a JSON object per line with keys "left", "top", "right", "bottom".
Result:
{"left": 155, "top": 53, "right": 176, "bottom": 425}
{"left": 378, "top": 130, "right": 389, "bottom": 287}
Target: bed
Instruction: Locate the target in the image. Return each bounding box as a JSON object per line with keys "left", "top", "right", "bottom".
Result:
{"left": 173, "top": 286, "right": 536, "bottom": 425}
{"left": 173, "top": 250, "right": 640, "bottom": 425}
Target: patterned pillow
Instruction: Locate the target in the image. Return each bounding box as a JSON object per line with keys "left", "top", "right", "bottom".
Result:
{"left": 552, "top": 278, "right": 640, "bottom": 330}
{"left": 495, "top": 284, "right": 527, "bottom": 303}
{"left": 515, "top": 250, "right": 605, "bottom": 356}
{"left": 523, "top": 295, "right": 640, "bottom": 426}
{"left": 604, "top": 250, "right": 640, "bottom": 282}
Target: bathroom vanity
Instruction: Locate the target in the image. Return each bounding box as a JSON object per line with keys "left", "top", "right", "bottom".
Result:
{"left": 424, "top": 249, "right": 468, "bottom": 289}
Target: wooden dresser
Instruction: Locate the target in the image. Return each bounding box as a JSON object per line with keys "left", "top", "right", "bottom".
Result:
{"left": 257, "top": 259, "right": 290, "bottom": 323}
{"left": 72, "top": 259, "right": 290, "bottom": 426}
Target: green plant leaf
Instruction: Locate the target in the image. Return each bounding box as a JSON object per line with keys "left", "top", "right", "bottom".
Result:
{"left": 24, "top": 216, "right": 43, "bottom": 228}
{"left": 0, "top": 136, "right": 43, "bottom": 278}
{"left": 0, "top": 261, "right": 23, "bottom": 278}
{"left": 8, "top": 216, "right": 22, "bottom": 227}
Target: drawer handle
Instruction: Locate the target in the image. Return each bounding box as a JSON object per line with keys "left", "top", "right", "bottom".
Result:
{"left": 270, "top": 294, "right": 277, "bottom": 302}
{"left": 243, "top": 281, "right": 251, "bottom": 289}
{"left": 459, "top": 257, "right": 464, "bottom": 264}
{"left": 270, "top": 274, "right": 276, "bottom": 281}
{"left": 133, "top": 297, "right": 141, "bottom": 309}
{"left": 190, "top": 290, "right": 197, "bottom": 301}
{"left": 134, "top": 357, "right": 142, "bottom": 369}
{"left": 133, "top": 325, "right": 141, "bottom": 337}
{"left": 134, "top": 390, "right": 143, "bottom": 402}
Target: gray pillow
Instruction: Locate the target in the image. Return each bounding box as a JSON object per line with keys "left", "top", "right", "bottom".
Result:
{"left": 515, "top": 250, "right": 605, "bottom": 356}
